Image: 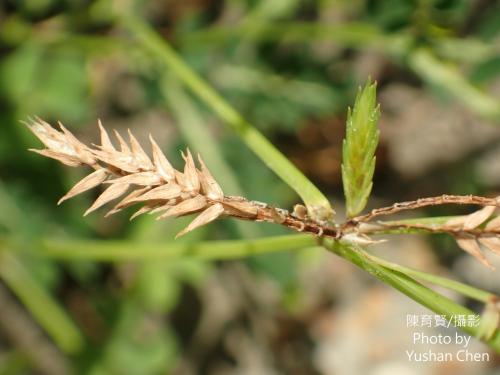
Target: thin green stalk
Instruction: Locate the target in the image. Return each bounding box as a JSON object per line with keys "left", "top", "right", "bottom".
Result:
{"left": 361, "top": 250, "right": 494, "bottom": 303}
{"left": 323, "top": 239, "right": 500, "bottom": 351}
{"left": 0, "top": 251, "right": 85, "bottom": 354}
{"left": 40, "top": 234, "right": 318, "bottom": 261}
{"left": 119, "top": 15, "right": 334, "bottom": 222}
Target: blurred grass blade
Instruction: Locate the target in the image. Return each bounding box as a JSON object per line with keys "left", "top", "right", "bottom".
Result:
{"left": 0, "top": 251, "right": 84, "bottom": 353}
{"left": 40, "top": 234, "right": 317, "bottom": 261}
{"left": 119, "top": 16, "right": 334, "bottom": 222}
{"left": 342, "top": 80, "right": 380, "bottom": 217}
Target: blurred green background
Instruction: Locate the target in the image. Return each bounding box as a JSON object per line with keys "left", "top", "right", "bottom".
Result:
{"left": 1, "top": 1, "right": 500, "bottom": 374}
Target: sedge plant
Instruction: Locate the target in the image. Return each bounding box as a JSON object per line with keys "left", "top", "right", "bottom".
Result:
{"left": 26, "top": 18, "right": 500, "bottom": 353}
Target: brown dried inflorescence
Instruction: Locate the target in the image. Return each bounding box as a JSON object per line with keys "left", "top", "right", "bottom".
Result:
{"left": 27, "top": 118, "right": 337, "bottom": 238}
{"left": 27, "top": 118, "right": 500, "bottom": 269}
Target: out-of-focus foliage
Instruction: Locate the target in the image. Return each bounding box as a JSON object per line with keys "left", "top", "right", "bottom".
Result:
{"left": 0, "top": 0, "right": 499, "bottom": 374}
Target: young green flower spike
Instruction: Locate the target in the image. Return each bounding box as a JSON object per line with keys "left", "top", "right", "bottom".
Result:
{"left": 342, "top": 80, "right": 380, "bottom": 218}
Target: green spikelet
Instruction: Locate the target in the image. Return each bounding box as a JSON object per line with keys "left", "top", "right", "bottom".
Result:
{"left": 342, "top": 80, "right": 380, "bottom": 218}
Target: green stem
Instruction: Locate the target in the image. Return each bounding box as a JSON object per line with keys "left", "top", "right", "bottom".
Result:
{"left": 323, "top": 239, "right": 500, "bottom": 351}
{"left": 40, "top": 234, "right": 318, "bottom": 261}
{"left": 119, "top": 16, "right": 334, "bottom": 222}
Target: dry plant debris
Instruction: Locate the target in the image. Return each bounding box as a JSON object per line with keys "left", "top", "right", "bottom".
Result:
{"left": 27, "top": 118, "right": 500, "bottom": 268}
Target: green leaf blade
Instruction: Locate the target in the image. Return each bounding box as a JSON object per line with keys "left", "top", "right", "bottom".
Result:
{"left": 342, "top": 80, "right": 380, "bottom": 218}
